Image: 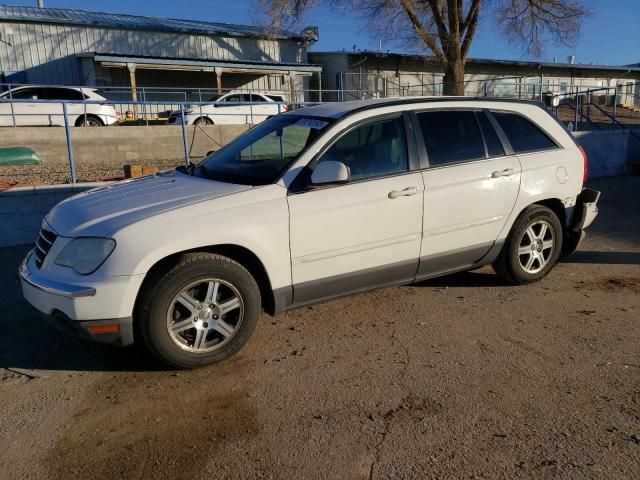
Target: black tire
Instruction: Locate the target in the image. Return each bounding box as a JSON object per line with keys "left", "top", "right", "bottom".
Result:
{"left": 76, "top": 115, "right": 104, "bottom": 127}
{"left": 493, "top": 205, "right": 563, "bottom": 285}
{"left": 136, "top": 253, "right": 261, "bottom": 369}
{"left": 193, "top": 117, "right": 213, "bottom": 125}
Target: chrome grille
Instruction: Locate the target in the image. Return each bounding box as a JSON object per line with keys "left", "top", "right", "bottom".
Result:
{"left": 34, "top": 227, "right": 57, "bottom": 268}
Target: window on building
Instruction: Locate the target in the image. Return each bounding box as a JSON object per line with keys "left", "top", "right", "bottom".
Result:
{"left": 491, "top": 111, "right": 557, "bottom": 153}
{"left": 560, "top": 81, "right": 568, "bottom": 93}
{"left": 318, "top": 116, "right": 408, "bottom": 180}
{"left": 416, "top": 110, "right": 485, "bottom": 166}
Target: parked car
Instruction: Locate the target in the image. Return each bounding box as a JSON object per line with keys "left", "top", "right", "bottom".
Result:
{"left": 20, "top": 98, "right": 600, "bottom": 368}
{"left": 0, "top": 86, "right": 119, "bottom": 127}
{"left": 167, "top": 91, "right": 288, "bottom": 125}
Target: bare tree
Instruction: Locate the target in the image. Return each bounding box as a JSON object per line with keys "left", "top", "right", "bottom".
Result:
{"left": 259, "top": 0, "right": 589, "bottom": 95}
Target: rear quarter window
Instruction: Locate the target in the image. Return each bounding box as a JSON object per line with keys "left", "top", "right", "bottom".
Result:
{"left": 492, "top": 111, "right": 557, "bottom": 153}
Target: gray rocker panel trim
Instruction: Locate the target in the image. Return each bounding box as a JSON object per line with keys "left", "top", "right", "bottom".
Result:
{"left": 272, "top": 241, "right": 504, "bottom": 314}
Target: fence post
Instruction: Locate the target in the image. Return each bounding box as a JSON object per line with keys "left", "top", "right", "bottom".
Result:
{"left": 573, "top": 87, "right": 579, "bottom": 131}
{"left": 62, "top": 102, "right": 77, "bottom": 184}
{"left": 8, "top": 85, "right": 16, "bottom": 127}
{"left": 180, "top": 104, "right": 190, "bottom": 166}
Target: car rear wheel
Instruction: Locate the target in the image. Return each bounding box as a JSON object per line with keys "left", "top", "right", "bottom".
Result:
{"left": 136, "top": 253, "right": 261, "bottom": 369}
{"left": 493, "top": 205, "right": 563, "bottom": 285}
{"left": 76, "top": 115, "right": 104, "bottom": 127}
{"left": 194, "top": 117, "right": 213, "bottom": 125}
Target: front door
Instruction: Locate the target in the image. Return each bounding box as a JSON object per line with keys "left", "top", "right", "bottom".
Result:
{"left": 414, "top": 109, "right": 521, "bottom": 277}
{"left": 288, "top": 115, "right": 424, "bottom": 305}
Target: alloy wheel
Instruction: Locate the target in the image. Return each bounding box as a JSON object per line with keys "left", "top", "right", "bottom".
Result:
{"left": 166, "top": 278, "right": 244, "bottom": 353}
{"left": 517, "top": 220, "right": 555, "bottom": 274}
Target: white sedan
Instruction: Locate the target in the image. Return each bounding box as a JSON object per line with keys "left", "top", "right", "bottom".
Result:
{"left": 168, "top": 92, "right": 287, "bottom": 125}
{"left": 0, "top": 86, "right": 119, "bottom": 127}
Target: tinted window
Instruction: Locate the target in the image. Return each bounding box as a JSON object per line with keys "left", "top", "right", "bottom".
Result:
{"left": 492, "top": 111, "right": 556, "bottom": 153}
{"left": 222, "top": 95, "right": 242, "bottom": 103}
{"left": 476, "top": 111, "right": 505, "bottom": 157}
{"left": 417, "top": 110, "right": 485, "bottom": 166}
{"left": 267, "top": 95, "right": 285, "bottom": 102}
{"left": 250, "top": 94, "right": 267, "bottom": 102}
{"left": 318, "top": 117, "right": 408, "bottom": 180}
{"left": 11, "top": 88, "right": 40, "bottom": 99}
{"left": 44, "top": 88, "right": 85, "bottom": 100}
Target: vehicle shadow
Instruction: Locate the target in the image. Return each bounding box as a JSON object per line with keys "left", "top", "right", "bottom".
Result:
{"left": 562, "top": 250, "right": 640, "bottom": 265}
{"left": 412, "top": 269, "right": 507, "bottom": 288}
{"left": 0, "top": 245, "right": 166, "bottom": 373}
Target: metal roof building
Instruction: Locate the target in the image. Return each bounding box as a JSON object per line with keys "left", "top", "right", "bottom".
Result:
{"left": 0, "top": 4, "right": 321, "bottom": 99}
{"left": 309, "top": 51, "right": 640, "bottom": 105}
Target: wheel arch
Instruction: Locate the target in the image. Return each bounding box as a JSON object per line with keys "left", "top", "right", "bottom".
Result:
{"left": 531, "top": 198, "right": 567, "bottom": 233}
{"left": 74, "top": 113, "right": 104, "bottom": 127}
{"left": 134, "top": 243, "right": 277, "bottom": 318}
{"left": 194, "top": 116, "right": 214, "bottom": 125}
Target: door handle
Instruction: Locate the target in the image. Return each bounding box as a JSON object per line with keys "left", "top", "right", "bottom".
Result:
{"left": 491, "top": 168, "right": 515, "bottom": 178}
{"left": 388, "top": 186, "right": 418, "bottom": 199}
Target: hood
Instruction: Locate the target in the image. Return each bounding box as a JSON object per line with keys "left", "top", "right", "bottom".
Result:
{"left": 46, "top": 170, "right": 251, "bottom": 237}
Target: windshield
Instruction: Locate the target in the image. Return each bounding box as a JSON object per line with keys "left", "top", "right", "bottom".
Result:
{"left": 194, "top": 115, "right": 330, "bottom": 185}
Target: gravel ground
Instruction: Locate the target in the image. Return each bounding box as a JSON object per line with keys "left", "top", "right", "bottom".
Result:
{"left": 0, "top": 158, "right": 182, "bottom": 186}
{"left": 0, "top": 176, "right": 638, "bottom": 479}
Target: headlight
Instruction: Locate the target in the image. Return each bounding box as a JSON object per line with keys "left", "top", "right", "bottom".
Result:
{"left": 55, "top": 238, "right": 116, "bottom": 275}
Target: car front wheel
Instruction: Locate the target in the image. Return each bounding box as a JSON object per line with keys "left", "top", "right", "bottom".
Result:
{"left": 136, "top": 253, "right": 261, "bottom": 369}
{"left": 493, "top": 205, "right": 563, "bottom": 285}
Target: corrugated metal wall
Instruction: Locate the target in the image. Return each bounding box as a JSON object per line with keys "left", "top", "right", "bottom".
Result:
{"left": 0, "top": 21, "right": 305, "bottom": 85}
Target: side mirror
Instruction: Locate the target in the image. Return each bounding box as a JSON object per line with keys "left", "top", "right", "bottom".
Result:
{"left": 311, "top": 161, "right": 350, "bottom": 185}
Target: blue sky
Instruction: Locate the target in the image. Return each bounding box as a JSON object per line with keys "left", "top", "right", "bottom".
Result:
{"left": 3, "top": 0, "right": 639, "bottom": 65}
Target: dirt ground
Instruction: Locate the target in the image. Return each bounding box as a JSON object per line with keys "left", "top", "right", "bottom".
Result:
{"left": 0, "top": 176, "right": 638, "bottom": 480}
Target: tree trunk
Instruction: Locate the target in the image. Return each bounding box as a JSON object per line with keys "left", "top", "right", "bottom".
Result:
{"left": 442, "top": 59, "right": 465, "bottom": 96}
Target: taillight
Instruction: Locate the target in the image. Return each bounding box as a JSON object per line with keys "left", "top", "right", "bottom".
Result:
{"left": 282, "top": 104, "right": 289, "bottom": 112}
{"left": 578, "top": 145, "right": 588, "bottom": 183}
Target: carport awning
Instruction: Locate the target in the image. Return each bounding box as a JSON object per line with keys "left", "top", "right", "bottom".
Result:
{"left": 80, "top": 52, "right": 322, "bottom": 76}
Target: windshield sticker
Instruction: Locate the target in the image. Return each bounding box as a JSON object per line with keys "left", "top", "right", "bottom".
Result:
{"left": 294, "top": 118, "right": 328, "bottom": 130}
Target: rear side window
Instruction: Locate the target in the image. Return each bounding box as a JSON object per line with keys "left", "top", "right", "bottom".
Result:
{"left": 476, "top": 111, "right": 505, "bottom": 157}
{"left": 492, "top": 111, "right": 556, "bottom": 153}
{"left": 43, "top": 88, "right": 85, "bottom": 100}
{"left": 417, "top": 110, "right": 485, "bottom": 166}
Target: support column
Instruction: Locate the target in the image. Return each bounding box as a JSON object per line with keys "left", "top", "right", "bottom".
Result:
{"left": 127, "top": 63, "right": 138, "bottom": 101}
{"left": 289, "top": 73, "right": 297, "bottom": 103}
{"left": 127, "top": 63, "right": 138, "bottom": 118}
{"left": 216, "top": 68, "right": 224, "bottom": 96}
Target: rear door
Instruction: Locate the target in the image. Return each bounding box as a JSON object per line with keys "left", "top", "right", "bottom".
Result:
{"left": 249, "top": 94, "right": 274, "bottom": 123}
{"left": 416, "top": 109, "right": 521, "bottom": 277}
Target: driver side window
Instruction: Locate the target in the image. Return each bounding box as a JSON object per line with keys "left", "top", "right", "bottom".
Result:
{"left": 317, "top": 116, "right": 408, "bottom": 181}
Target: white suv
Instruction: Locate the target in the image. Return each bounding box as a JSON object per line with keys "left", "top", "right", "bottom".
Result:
{"left": 20, "top": 98, "right": 600, "bottom": 368}
{"left": 167, "top": 91, "right": 287, "bottom": 125}
{"left": 0, "top": 86, "right": 119, "bottom": 127}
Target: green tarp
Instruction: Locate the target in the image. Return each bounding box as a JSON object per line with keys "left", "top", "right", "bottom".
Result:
{"left": 0, "top": 147, "right": 41, "bottom": 166}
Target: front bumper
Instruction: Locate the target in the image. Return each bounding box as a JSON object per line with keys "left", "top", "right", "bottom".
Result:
{"left": 19, "top": 250, "right": 138, "bottom": 346}
{"left": 564, "top": 188, "right": 601, "bottom": 255}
